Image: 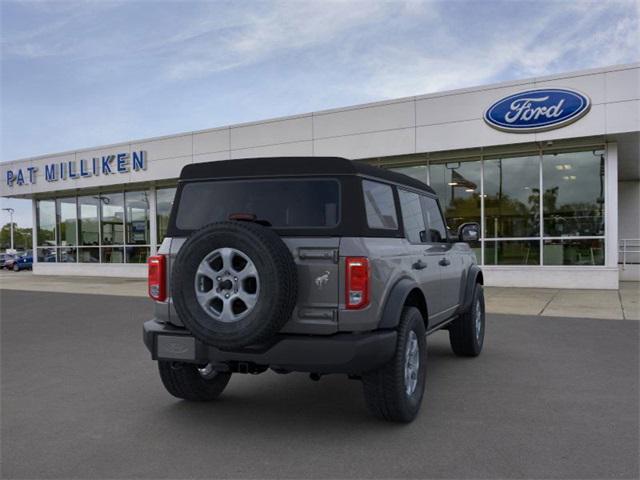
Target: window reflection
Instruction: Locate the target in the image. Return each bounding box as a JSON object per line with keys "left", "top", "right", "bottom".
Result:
{"left": 484, "top": 156, "right": 540, "bottom": 238}
{"left": 37, "top": 246, "right": 57, "bottom": 262}
{"left": 125, "top": 191, "right": 150, "bottom": 245}
{"left": 37, "top": 200, "right": 56, "bottom": 246}
{"left": 78, "top": 247, "right": 99, "bottom": 263}
{"left": 58, "top": 247, "right": 77, "bottom": 263}
{"left": 101, "top": 247, "right": 124, "bottom": 263}
{"left": 429, "top": 161, "right": 481, "bottom": 232}
{"left": 126, "top": 246, "right": 150, "bottom": 263}
{"left": 429, "top": 161, "right": 481, "bottom": 252}
{"left": 78, "top": 196, "right": 100, "bottom": 246}
{"left": 543, "top": 239, "right": 604, "bottom": 265}
{"left": 56, "top": 197, "right": 77, "bottom": 246}
{"left": 100, "top": 193, "right": 124, "bottom": 245}
{"left": 484, "top": 240, "right": 540, "bottom": 265}
{"left": 391, "top": 165, "right": 429, "bottom": 184}
{"left": 543, "top": 151, "right": 605, "bottom": 237}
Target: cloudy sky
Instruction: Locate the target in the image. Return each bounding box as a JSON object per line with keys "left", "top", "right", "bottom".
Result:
{"left": 1, "top": 0, "right": 639, "bottom": 226}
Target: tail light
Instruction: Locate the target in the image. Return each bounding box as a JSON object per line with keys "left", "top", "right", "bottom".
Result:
{"left": 345, "top": 257, "right": 369, "bottom": 309}
{"left": 148, "top": 255, "right": 166, "bottom": 301}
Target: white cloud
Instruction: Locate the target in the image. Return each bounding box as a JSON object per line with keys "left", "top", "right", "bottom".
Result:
{"left": 351, "top": 1, "right": 639, "bottom": 100}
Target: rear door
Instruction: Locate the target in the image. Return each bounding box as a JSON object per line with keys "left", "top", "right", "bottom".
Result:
{"left": 397, "top": 189, "right": 444, "bottom": 320}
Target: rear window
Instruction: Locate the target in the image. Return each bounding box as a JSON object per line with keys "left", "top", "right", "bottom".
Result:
{"left": 174, "top": 178, "right": 340, "bottom": 230}
{"left": 362, "top": 180, "right": 398, "bottom": 230}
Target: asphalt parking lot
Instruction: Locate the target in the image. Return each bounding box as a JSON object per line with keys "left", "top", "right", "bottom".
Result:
{"left": 1, "top": 289, "right": 638, "bottom": 479}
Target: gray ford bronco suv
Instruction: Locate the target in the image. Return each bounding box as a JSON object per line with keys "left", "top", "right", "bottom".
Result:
{"left": 143, "top": 157, "right": 484, "bottom": 422}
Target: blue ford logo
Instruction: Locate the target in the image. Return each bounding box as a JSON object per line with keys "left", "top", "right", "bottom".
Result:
{"left": 484, "top": 88, "right": 591, "bottom": 133}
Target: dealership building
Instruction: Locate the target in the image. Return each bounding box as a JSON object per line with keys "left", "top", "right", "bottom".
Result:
{"left": 1, "top": 63, "right": 638, "bottom": 289}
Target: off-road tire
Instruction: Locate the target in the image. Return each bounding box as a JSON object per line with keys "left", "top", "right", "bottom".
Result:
{"left": 158, "top": 361, "right": 231, "bottom": 401}
{"left": 362, "top": 307, "right": 427, "bottom": 423}
{"left": 172, "top": 221, "right": 297, "bottom": 350}
{"left": 449, "top": 283, "right": 485, "bottom": 357}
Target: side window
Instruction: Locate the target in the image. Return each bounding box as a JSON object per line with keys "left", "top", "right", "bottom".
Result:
{"left": 362, "top": 180, "right": 398, "bottom": 230}
{"left": 398, "top": 189, "right": 427, "bottom": 243}
{"left": 420, "top": 196, "right": 448, "bottom": 243}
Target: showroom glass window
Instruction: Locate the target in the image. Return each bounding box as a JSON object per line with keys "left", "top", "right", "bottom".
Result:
{"left": 100, "top": 193, "right": 124, "bottom": 263}
{"left": 156, "top": 187, "right": 176, "bottom": 243}
{"left": 483, "top": 154, "right": 541, "bottom": 265}
{"left": 77, "top": 195, "right": 100, "bottom": 262}
{"left": 484, "top": 155, "right": 540, "bottom": 238}
{"left": 542, "top": 150, "right": 605, "bottom": 265}
{"left": 36, "top": 200, "right": 56, "bottom": 262}
{"left": 429, "top": 160, "right": 481, "bottom": 232}
{"left": 429, "top": 160, "right": 481, "bottom": 257}
{"left": 125, "top": 190, "right": 150, "bottom": 263}
{"left": 385, "top": 147, "right": 605, "bottom": 267}
{"left": 56, "top": 197, "right": 77, "bottom": 263}
{"left": 36, "top": 200, "right": 56, "bottom": 246}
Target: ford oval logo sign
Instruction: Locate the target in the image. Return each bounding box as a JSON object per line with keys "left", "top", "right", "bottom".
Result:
{"left": 484, "top": 88, "right": 591, "bottom": 133}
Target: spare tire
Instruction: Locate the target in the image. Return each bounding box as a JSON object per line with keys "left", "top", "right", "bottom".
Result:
{"left": 172, "top": 221, "right": 297, "bottom": 350}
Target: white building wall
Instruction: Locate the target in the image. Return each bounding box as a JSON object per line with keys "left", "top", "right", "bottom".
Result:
{"left": 4, "top": 63, "right": 639, "bottom": 287}
{"left": 619, "top": 181, "right": 640, "bottom": 281}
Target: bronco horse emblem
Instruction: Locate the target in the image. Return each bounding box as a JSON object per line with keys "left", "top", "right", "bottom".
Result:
{"left": 315, "top": 271, "right": 331, "bottom": 288}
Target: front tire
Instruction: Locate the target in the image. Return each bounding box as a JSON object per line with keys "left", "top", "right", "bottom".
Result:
{"left": 158, "top": 361, "right": 231, "bottom": 401}
{"left": 12, "top": 264, "right": 19, "bottom": 272}
{"left": 362, "top": 307, "right": 427, "bottom": 422}
{"left": 449, "top": 283, "right": 485, "bottom": 357}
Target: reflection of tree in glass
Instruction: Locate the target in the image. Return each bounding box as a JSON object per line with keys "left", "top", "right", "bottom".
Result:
{"left": 443, "top": 194, "right": 480, "bottom": 231}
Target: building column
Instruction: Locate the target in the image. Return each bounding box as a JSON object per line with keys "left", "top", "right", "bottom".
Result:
{"left": 149, "top": 186, "right": 157, "bottom": 256}
{"left": 605, "top": 142, "right": 619, "bottom": 272}
{"left": 31, "top": 198, "right": 37, "bottom": 267}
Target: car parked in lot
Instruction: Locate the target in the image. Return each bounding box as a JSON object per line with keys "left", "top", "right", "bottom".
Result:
{"left": 2, "top": 253, "right": 17, "bottom": 270}
{"left": 11, "top": 252, "right": 33, "bottom": 271}
{"left": 143, "top": 157, "right": 484, "bottom": 422}
{"left": 0, "top": 253, "right": 11, "bottom": 267}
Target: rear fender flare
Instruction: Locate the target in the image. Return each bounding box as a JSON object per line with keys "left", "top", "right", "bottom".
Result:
{"left": 378, "top": 278, "right": 426, "bottom": 330}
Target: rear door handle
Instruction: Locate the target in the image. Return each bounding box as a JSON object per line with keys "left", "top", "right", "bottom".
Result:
{"left": 439, "top": 258, "right": 451, "bottom": 267}
{"left": 412, "top": 260, "right": 427, "bottom": 270}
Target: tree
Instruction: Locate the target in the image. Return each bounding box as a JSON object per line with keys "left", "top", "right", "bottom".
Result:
{"left": 0, "top": 223, "right": 32, "bottom": 251}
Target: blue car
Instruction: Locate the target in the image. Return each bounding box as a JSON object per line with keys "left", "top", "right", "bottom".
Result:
{"left": 13, "top": 253, "right": 33, "bottom": 271}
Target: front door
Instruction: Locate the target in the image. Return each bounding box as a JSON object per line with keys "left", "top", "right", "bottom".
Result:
{"left": 420, "top": 195, "right": 460, "bottom": 323}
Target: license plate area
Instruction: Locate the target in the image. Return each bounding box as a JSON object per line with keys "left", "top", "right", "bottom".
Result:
{"left": 156, "top": 335, "right": 196, "bottom": 360}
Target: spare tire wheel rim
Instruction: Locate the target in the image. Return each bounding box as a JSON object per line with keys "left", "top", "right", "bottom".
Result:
{"left": 194, "top": 247, "right": 260, "bottom": 323}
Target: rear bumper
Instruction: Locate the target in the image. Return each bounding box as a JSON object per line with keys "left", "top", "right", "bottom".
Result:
{"left": 143, "top": 319, "right": 397, "bottom": 374}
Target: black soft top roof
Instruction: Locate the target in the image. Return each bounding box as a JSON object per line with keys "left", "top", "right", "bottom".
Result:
{"left": 179, "top": 157, "right": 434, "bottom": 194}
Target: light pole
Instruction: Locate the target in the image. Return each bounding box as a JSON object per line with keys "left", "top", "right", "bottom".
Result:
{"left": 2, "top": 207, "right": 15, "bottom": 251}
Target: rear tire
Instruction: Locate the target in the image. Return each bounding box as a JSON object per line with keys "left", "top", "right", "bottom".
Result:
{"left": 158, "top": 361, "right": 231, "bottom": 401}
{"left": 449, "top": 284, "right": 485, "bottom": 357}
{"left": 362, "top": 307, "right": 427, "bottom": 422}
{"left": 12, "top": 264, "right": 19, "bottom": 272}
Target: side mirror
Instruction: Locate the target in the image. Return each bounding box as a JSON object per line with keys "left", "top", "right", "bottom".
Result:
{"left": 458, "top": 222, "right": 480, "bottom": 243}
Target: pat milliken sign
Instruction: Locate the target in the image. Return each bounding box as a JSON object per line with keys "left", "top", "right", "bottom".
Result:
{"left": 484, "top": 88, "right": 591, "bottom": 133}
{"left": 5, "top": 151, "right": 147, "bottom": 187}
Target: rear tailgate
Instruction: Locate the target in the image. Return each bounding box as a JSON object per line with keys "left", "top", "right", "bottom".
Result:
{"left": 280, "top": 237, "right": 340, "bottom": 334}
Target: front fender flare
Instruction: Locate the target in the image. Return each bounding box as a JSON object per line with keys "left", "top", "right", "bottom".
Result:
{"left": 459, "top": 265, "right": 483, "bottom": 314}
